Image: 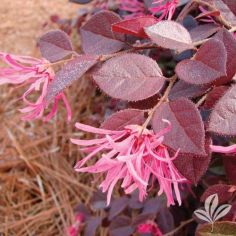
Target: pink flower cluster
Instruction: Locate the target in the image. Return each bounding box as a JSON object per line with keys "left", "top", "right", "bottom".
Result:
{"left": 68, "top": 213, "right": 84, "bottom": 236}
{"left": 210, "top": 144, "right": 236, "bottom": 155}
{"left": 119, "top": 0, "right": 178, "bottom": 20}
{"left": 0, "top": 52, "right": 71, "bottom": 121}
{"left": 71, "top": 120, "right": 188, "bottom": 206}
{"left": 137, "top": 220, "right": 163, "bottom": 236}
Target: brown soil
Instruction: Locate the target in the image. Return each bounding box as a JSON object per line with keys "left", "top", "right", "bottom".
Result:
{"left": 0, "top": 0, "right": 78, "bottom": 54}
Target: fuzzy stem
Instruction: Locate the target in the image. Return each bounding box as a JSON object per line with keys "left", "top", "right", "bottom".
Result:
{"left": 164, "top": 218, "right": 194, "bottom": 236}
{"left": 140, "top": 75, "right": 177, "bottom": 133}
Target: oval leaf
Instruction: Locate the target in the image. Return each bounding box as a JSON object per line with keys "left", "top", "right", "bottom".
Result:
{"left": 112, "top": 16, "right": 157, "bottom": 38}
{"left": 194, "top": 209, "right": 212, "bottom": 223}
{"left": 145, "top": 20, "right": 193, "bottom": 51}
{"left": 101, "top": 109, "right": 145, "bottom": 130}
{"left": 152, "top": 98, "right": 206, "bottom": 155}
{"left": 38, "top": 29, "right": 73, "bottom": 62}
{"left": 93, "top": 53, "right": 166, "bottom": 101}
{"left": 223, "top": 155, "right": 236, "bottom": 184}
{"left": 46, "top": 55, "right": 98, "bottom": 101}
{"left": 80, "top": 11, "right": 125, "bottom": 55}
{"left": 208, "top": 84, "right": 236, "bottom": 136}
{"left": 175, "top": 39, "right": 227, "bottom": 85}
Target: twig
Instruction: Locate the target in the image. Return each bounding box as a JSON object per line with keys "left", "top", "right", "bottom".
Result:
{"left": 164, "top": 218, "right": 194, "bottom": 236}
{"left": 140, "top": 75, "right": 177, "bottom": 132}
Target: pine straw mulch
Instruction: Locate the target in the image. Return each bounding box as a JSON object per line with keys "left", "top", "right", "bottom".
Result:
{"left": 0, "top": 76, "right": 107, "bottom": 235}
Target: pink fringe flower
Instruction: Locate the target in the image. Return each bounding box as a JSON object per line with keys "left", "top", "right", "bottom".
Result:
{"left": 68, "top": 213, "right": 84, "bottom": 236}
{"left": 150, "top": 0, "right": 179, "bottom": 20}
{"left": 119, "top": 0, "right": 178, "bottom": 20}
{"left": 210, "top": 144, "right": 236, "bottom": 155}
{"left": 0, "top": 52, "right": 71, "bottom": 121}
{"left": 71, "top": 120, "right": 188, "bottom": 206}
{"left": 137, "top": 220, "right": 163, "bottom": 236}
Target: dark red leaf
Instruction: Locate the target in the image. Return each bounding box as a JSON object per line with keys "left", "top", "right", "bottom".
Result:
{"left": 224, "top": 155, "right": 236, "bottom": 184}
{"left": 84, "top": 216, "right": 102, "bottom": 236}
{"left": 93, "top": 53, "right": 166, "bottom": 101}
{"left": 214, "top": 29, "right": 236, "bottom": 84}
{"left": 110, "top": 216, "right": 134, "bottom": 236}
{"left": 189, "top": 24, "right": 220, "bottom": 42}
{"left": 80, "top": 11, "right": 125, "bottom": 55}
{"left": 129, "top": 93, "right": 161, "bottom": 110}
{"left": 169, "top": 80, "right": 209, "bottom": 100}
{"left": 173, "top": 137, "right": 212, "bottom": 184}
{"left": 108, "top": 197, "right": 129, "bottom": 220}
{"left": 69, "top": 0, "right": 92, "bottom": 4}
{"left": 208, "top": 84, "right": 236, "bottom": 136}
{"left": 175, "top": 39, "right": 227, "bottom": 85}
{"left": 38, "top": 29, "right": 73, "bottom": 62}
{"left": 214, "top": 0, "right": 236, "bottom": 27}
{"left": 101, "top": 109, "right": 145, "bottom": 130}
{"left": 152, "top": 98, "right": 206, "bottom": 155}
{"left": 222, "top": 0, "right": 236, "bottom": 15}
{"left": 46, "top": 55, "right": 98, "bottom": 102}
{"left": 145, "top": 20, "right": 193, "bottom": 51}
{"left": 112, "top": 16, "right": 157, "bottom": 38}
{"left": 201, "top": 184, "right": 236, "bottom": 204}
{"left": 142, "top": 198, "right": 162, "bottom": 215}
{"left": 202, "top": 86, "right": 228, "bottom": 109}
{"left": 156, "top": 208, "right": 175, "bottom": 234}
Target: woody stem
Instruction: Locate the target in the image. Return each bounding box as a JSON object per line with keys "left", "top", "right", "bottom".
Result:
{"left": 141, "top": 75, "right": 177, "bottom": 131}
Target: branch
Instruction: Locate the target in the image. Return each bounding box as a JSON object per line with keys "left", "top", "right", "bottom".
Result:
{"left": 164, "top": 218, "right": 194, "bottom": 236}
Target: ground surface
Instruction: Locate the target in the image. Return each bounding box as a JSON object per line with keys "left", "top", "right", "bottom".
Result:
{"left": 0, "top": 0, "right": 78, "bottom": 54}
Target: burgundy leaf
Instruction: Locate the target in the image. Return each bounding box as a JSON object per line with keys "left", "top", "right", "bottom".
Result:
{"left": 101, "top": 109, "right": 145, "bottom": 130}
{"left": 201, "top": 184, "right": 236, "bottom": 204}
{"left": 84, "top": 216, "right": 102, "bottom": 236}
{"left": 152, "top": 98, "right": 206, "bottom": 155}
{"left": 80, "top": 11, "right": 125, "bottom": 55}
{"left": 142, "top": 198, "right": 162, "bottom": 215}
{"left": 110, "top": 216, "right": 134, "bottom": 236}
{"left": 169, "top": 80, "right": 209, "bottom": 100}
{"left": 93, "top": 53, "right": 166, "bottom": 101}
{"left": 129, "top": 93, "right": 161, "bottom": 110}
{"left": 132, "top": 213, "right": 155, "bottom": 227}
{"left": 208, "top": 84, "right": 236, "bottom": 136}
{"left": 112, "top": 16, "right": 157, "bottom": 39}
{"left": 173, "top": 137, "right": 212, "bottom": 184}
{"left": 214, "top": 29, "right": 236, "bottom": 84}
{"left": 156, "top": 208, "right": 175, "bottom": 234}
{"left": 38, "top": 29, "right": 73, "bottom": 62}
{"left": 189, "top": 24, "right": 220, "bottom": 42}
{"left": 108, "top": 196, "right": 129, "bottom": 220}
{"left": 46, "top": 55, "right": 98, "bottom": 101}
{"left": 69, "top": 0, "right": 92, "bottom": 4}
{"left": 214, "top": 0, "right": 236, "bottom": 27}
{"left": 175, "top": 39, "right": 227, "bottom": 85}
{"left": 224, "top": 155, "right": 236, "bottom": 184}
{"left": 145, "top": 20, "right": 193, "bottom": 51}
{"left": 222, "top": 0, "right": 236, "bottom": 15}
{"left": 202, "top": 86, "right": 228, "bottom": 109}
{"left": 90, "top": 190, "right": 107, "bottom": 210}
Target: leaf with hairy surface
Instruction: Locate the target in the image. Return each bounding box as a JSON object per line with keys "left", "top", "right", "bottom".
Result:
{"left": 224, "top": 155, "right": 236, "bottom": 184}
{"left": 214, "top": 29, "right": 236, "bottom": 84}
{"left": 101, "top": 109, "right": 145, "bottom": 130}
{"left": 145, "top": 20, "right": 193, "bottom": 51}
{"left": 152, "top": 98, "right": 206, "bottom": 155}
{"left": 46, "top": 55, "right": 99, "bottom": 101}
{"left": 80, "top": 11, "right": 125, "bottom": 55}
{"left": 209, "top": 84, "right": 236, "bottom": 136}
{"left": 201, "top": 184, "right": 236, "bottom": 204}
{"left": 93, "top": 53, "right": 166, "bottom": 101}
{"left": 112, "top": 16, "right": 157, "bottom": 39}
{"left": 175, "top": 39, "right": 227, "bottom": 85}
{"left": 38, "top": 30, "right": 73, "bottom": 62}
